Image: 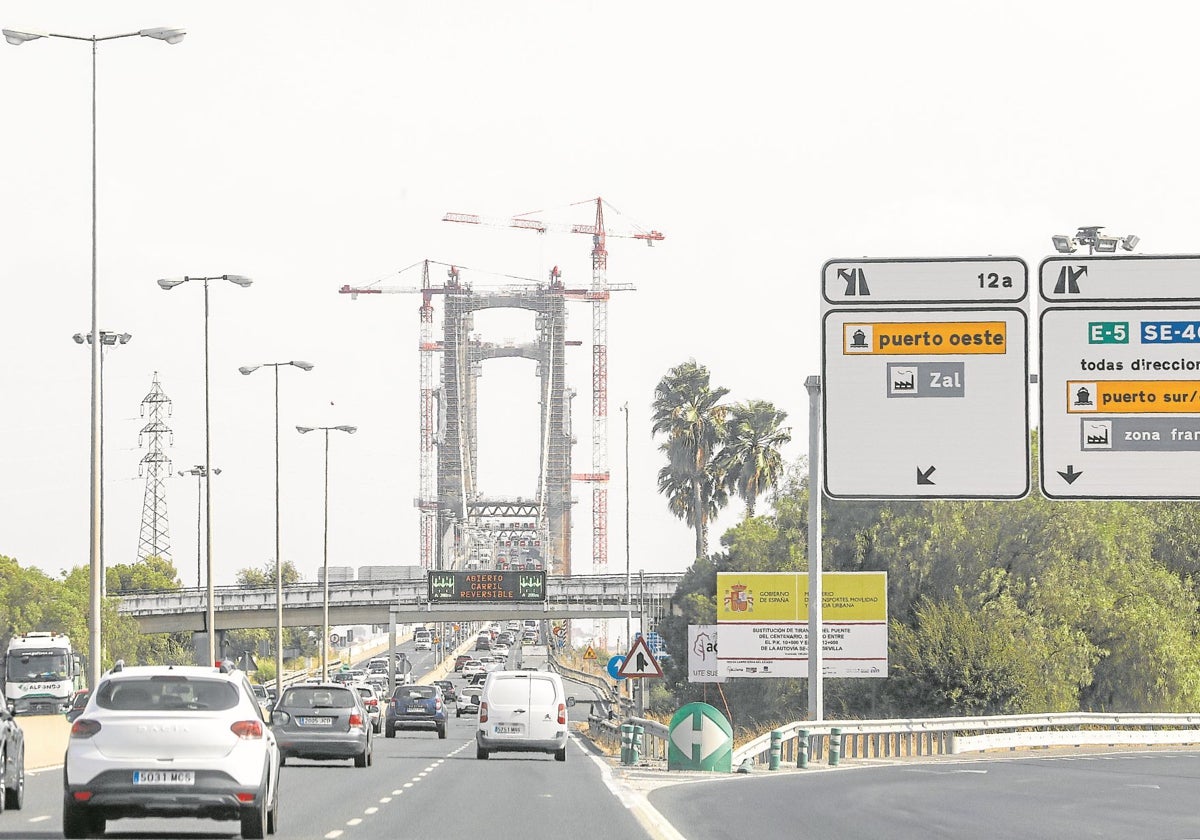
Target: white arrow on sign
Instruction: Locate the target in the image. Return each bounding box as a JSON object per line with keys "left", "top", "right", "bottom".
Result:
{"left": 671, "top": 712, "right": 727, "bottom": 763}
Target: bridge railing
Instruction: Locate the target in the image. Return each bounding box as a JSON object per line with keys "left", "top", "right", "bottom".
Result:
{"left": 731, "top": 712, "right": 1200, "bottom": 768}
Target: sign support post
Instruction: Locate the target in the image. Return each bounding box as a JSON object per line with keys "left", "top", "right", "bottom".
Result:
{"left": 806, "top": 374, "right": 823, "bottom": 722}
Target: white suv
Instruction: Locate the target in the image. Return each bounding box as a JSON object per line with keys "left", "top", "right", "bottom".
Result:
{"left": 63, "top": 661, "right": 281, "bottom": 839}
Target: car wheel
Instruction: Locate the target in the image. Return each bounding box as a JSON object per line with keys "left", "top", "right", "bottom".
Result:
{"left": 240, "top": 764, "right": 270, "bottom": 839}
{"left": 385, "top": 724, "right": 395, "bottom": 739}
{"left": 456, "top": 710, "right": 461, "bottom": 718}
{"left": 62, "top": 793, "right": 89, "bottom": 839}
{"left": 5, "top": 748, "right": 23, "bottom": 810}
{"left": 266, "top": 768, "right": 280, "bottom": 836}
{"left": 279, "top": 754, "right": 287, "bottom": 767}
{"left": 437, "top": 724, "right": 446, "bottom": 739}
{"left": 354, "top": 747, "right": 369, "bottom": 768}
{"left": 476, "top": 745, "right": 489, "bottom": 760}
{"left": 554, "top": 746, "right": 567, "bottom": 762}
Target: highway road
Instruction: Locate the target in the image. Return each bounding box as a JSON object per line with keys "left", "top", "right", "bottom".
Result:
{"left": 647, "top": 749, "right": 1200, "bottom": 840}
{"left": 0, "top": 631, "right": 653, "bottom": 840}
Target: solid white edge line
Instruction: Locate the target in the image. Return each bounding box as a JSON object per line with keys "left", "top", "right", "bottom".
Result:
{"left": 575, "top": 734, "right": 689, "bottom": 840}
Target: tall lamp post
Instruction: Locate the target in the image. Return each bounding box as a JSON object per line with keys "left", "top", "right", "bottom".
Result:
{"left": 619, "top": 402, "right": 632, "bottom": 666}
{"left": 159, "top": 274, "right": 252, "bottom": 665}
{"left": 5, "top": 24, "right": 184, "bottom": 690}
{"left": 177, "top": 465, "right": 220, "bottom": 589}
{"left": 297, "top": 424, "right": 357, "bottom": 681}
{"left": 73, "top": 330, "right": 131, "bottom": 598}
{"left": 240, "top": 361, "right": 314, "bottom": 698}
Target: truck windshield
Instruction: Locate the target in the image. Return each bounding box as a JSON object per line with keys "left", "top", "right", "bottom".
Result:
{"left": 9, "top": 652, "right": 68, "bottom": 682}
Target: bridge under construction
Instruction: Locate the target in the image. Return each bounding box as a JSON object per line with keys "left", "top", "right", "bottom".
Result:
{"left": 340, "top": 197, "right": 662, "bottom": 579}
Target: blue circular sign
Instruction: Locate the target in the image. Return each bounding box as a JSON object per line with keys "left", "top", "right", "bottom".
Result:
{"left": 607, "top": 655, "right": 626, "bottom": 681}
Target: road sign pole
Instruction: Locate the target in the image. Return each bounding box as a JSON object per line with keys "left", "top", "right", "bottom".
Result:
{"left": 806, "top": 375, "right": 824, "bottom": 722}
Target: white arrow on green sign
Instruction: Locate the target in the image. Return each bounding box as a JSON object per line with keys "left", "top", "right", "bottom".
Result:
{"left": 667, "top": 702, "right": 732, "bottom": 772}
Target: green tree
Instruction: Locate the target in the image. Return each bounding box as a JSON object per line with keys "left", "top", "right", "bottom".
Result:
{"left": 106, "top": 555, "right": 181, "bottom": 593}
{"left": 717, "top": 400, "right": 791, "bottom": 519}
{"left": 652, "top": 360, "right": 730, "bottom": 559}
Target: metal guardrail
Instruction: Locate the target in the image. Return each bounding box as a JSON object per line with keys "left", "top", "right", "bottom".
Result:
{"left": 732, "top": 712, "right": 1200, "bottom": 768}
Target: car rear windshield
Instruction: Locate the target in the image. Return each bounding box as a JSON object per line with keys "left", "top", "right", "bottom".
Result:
{"left": 280, "top": 686, "right": 358, "bottom": 708}
{"left": 393, "top": 686, "right": 435, "bottom": 701}
{"left": 97, "top": 677, "right": 240, "bottom": 711}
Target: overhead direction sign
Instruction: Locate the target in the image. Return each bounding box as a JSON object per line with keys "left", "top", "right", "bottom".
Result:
{"left": 618, "top": 637, "right": 663, "bottom": 678}
{"left": 821, "top": 257, "right": 1031, "bottom": 499}
{"left": 1039, "top": 255, "right": 1200, "bottom": 498}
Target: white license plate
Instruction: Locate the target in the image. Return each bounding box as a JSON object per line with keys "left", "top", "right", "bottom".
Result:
{"left": 407, "top": 705, "right": 426, "bottom": 713}
{"left": 133, "top": 770, "right": 195, "bottom": 785}
{"left": 495, "top": 724, "right": 524, "bottom": 735}
{"left": 299, "top": 716, "right": 334, "bottom": 726}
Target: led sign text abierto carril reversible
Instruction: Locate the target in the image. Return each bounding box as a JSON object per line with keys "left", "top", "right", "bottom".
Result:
{"left": 426, "top": 570, "right": 546, "bottom": 602}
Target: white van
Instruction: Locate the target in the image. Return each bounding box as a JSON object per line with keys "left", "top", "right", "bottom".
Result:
{"left": 413, "top": 630, "right": 432, "bottom": 651}
{"left": 476, "top": 670, "right": 568, "bottom": 761}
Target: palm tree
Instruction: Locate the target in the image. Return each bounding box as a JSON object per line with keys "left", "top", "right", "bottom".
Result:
{"left": 718, "top": 400, "right": 791, "bottom": 519}
{"left": 651, "top": 360, "right": 730, "bottom": 559}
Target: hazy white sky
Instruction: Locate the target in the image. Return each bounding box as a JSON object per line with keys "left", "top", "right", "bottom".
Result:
{"left": 0, "top": 1, "right": 1191, "bottom": 586}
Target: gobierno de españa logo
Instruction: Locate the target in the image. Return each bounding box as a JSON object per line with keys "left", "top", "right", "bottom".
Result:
{"left": 723, "top": 583, "right": 753, "bottom": 613}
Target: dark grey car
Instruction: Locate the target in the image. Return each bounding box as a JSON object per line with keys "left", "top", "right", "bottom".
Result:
{"left": 270, "top": 684, "right": 372, "bottom": 767}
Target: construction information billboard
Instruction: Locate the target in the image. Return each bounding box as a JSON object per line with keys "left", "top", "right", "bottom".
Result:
{"left": 426, "top": 570, "right": 546, "bottom": 603}
{"left": 716, "top": 572, "right": 887, "bottom": 678}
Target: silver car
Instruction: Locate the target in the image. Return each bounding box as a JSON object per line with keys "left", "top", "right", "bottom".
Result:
{"left": 270, "top": 684, "right": 373, "bottom": 767}
{"left": 351, "top": 683, "right": 383, "bottom": 734}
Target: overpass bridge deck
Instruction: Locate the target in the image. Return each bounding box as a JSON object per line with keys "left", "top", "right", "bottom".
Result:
{"left": 116, "top": 573, "right": 683, "bottom": 632}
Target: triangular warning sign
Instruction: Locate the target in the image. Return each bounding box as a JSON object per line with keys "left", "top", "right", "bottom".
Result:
{"left": 582, "top": 645, "right": 597, "bottom": 660}
{"left": 617, "top": 636, "right": 663, "bottom": 678}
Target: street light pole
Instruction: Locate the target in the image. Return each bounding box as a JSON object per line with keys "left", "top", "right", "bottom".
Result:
{"left": 620, "top": 403, "right": 631, "bottom": 664}
{"left": 73, "top": 331, "right": 131, "bottom": 599}
{"left": 297, "top": 424, "right": 357, "bottom": 681}
{"left": 159, "top": 274, "right": 252, "bottom": 665}
{"left": 177, "top": 465, "right": 220, "bottom": 589}
{"left": 239, "top": 362, "right": 314, "bottom": 698}
{"left": 5, "top": 23, "right": 185, "bottom": 690}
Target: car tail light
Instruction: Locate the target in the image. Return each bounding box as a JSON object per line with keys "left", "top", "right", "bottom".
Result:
{"left": 349, "top": 713, "right": 364, "bottom": 728}
{"left": 71, "top": 719, "right": 101, "bottom": 739}
{"left": 366, "top": 698, "right": 378, "bottom": 708}
{"left": 231, "top": 720, "right": 263, "bottom": 739}
{"left": 72, "top": 791, "right": 94, "bottom": 801}
{"left": 479, "top": 701, "right": 488, "bottom": 723}
{"left": 558, "top": 703, "right": 567, "bottom": 725}
{"left": 236, "top": 792, "right": 256, "bottom": 803}
{"left": 435, "top": 698, "right": 442, "bottom": 711}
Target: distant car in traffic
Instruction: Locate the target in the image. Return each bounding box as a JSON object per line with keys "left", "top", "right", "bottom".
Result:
{"left": 461, "top": 660, "right": 485, "bottom": 680}
{"left": 454, "top": 654, "right": 472, "bottom": 672}
{"left": 351, "top": 683, "right": 384, "bottom": 734}
{"left": 270, "top": 683, "right": 373, "bottom": 768}
{"left": 385, "top": 684, "right": 446, "bottom": 739}
{"left": 432, "top": 680, "right": 457, "bottom": 703}
{"left": 456, "top": 687, "right": 481, "bottom": 718}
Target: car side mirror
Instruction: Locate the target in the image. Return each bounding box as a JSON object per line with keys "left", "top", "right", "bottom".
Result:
{"left": 270, "top": 710, "right": 290, "bottom": 725}
{"left": 566, "top": 696, "right": 577, "bottom": 708}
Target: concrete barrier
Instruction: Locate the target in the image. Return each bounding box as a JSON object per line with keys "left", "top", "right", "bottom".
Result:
{"left": 19, "top": 714, "right": 70, "bottom": 770}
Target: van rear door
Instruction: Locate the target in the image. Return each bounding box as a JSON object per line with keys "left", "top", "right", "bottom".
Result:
{"left": 525, "top": 674, "right": 562, "bottom": 742}
{"left": 483, "top": 674, "right": 531, "bottom": 740}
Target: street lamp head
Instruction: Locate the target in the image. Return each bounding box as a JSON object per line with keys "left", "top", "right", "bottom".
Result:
{"left": 238, "top": 365, "right": 261, "bottom": 376}
{"left": 1051, "top": 235, "right": 1077, "bottom": 254}
{"left": 296, "top": 426, "right": 314, "bottom": 434}
{"left": 1121, "top": 234, "right": 1140, "bottom": 252}
{"left": 2, "top": 29, "right": 46, "bottom": 46}
{"left": 211, "top": 467, "right": 222, "bottom": 476}
{"left": 224, "top": 275, "right": 253, "bottom": 287}
{"left": 139, "top": 27, "right": 186, "bottom": 45}
{"left": 292, "top": 361, "right": 315, "bottom": 371}
{"left": 335, "top": 425, "right": 358, "bottom": 434}
{"left": 73, "top": 333, "right": 86, "bottom": 344}
{"left": 117, "top": 333, "right": 132, "bottom": 345}
{"left": 157, "top": 277, "right": 187, "bottom": 290}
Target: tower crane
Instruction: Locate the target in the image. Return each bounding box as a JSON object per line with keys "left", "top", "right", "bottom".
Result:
{"left": 443, "top": 197, "right": 664, "bottom": 574}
